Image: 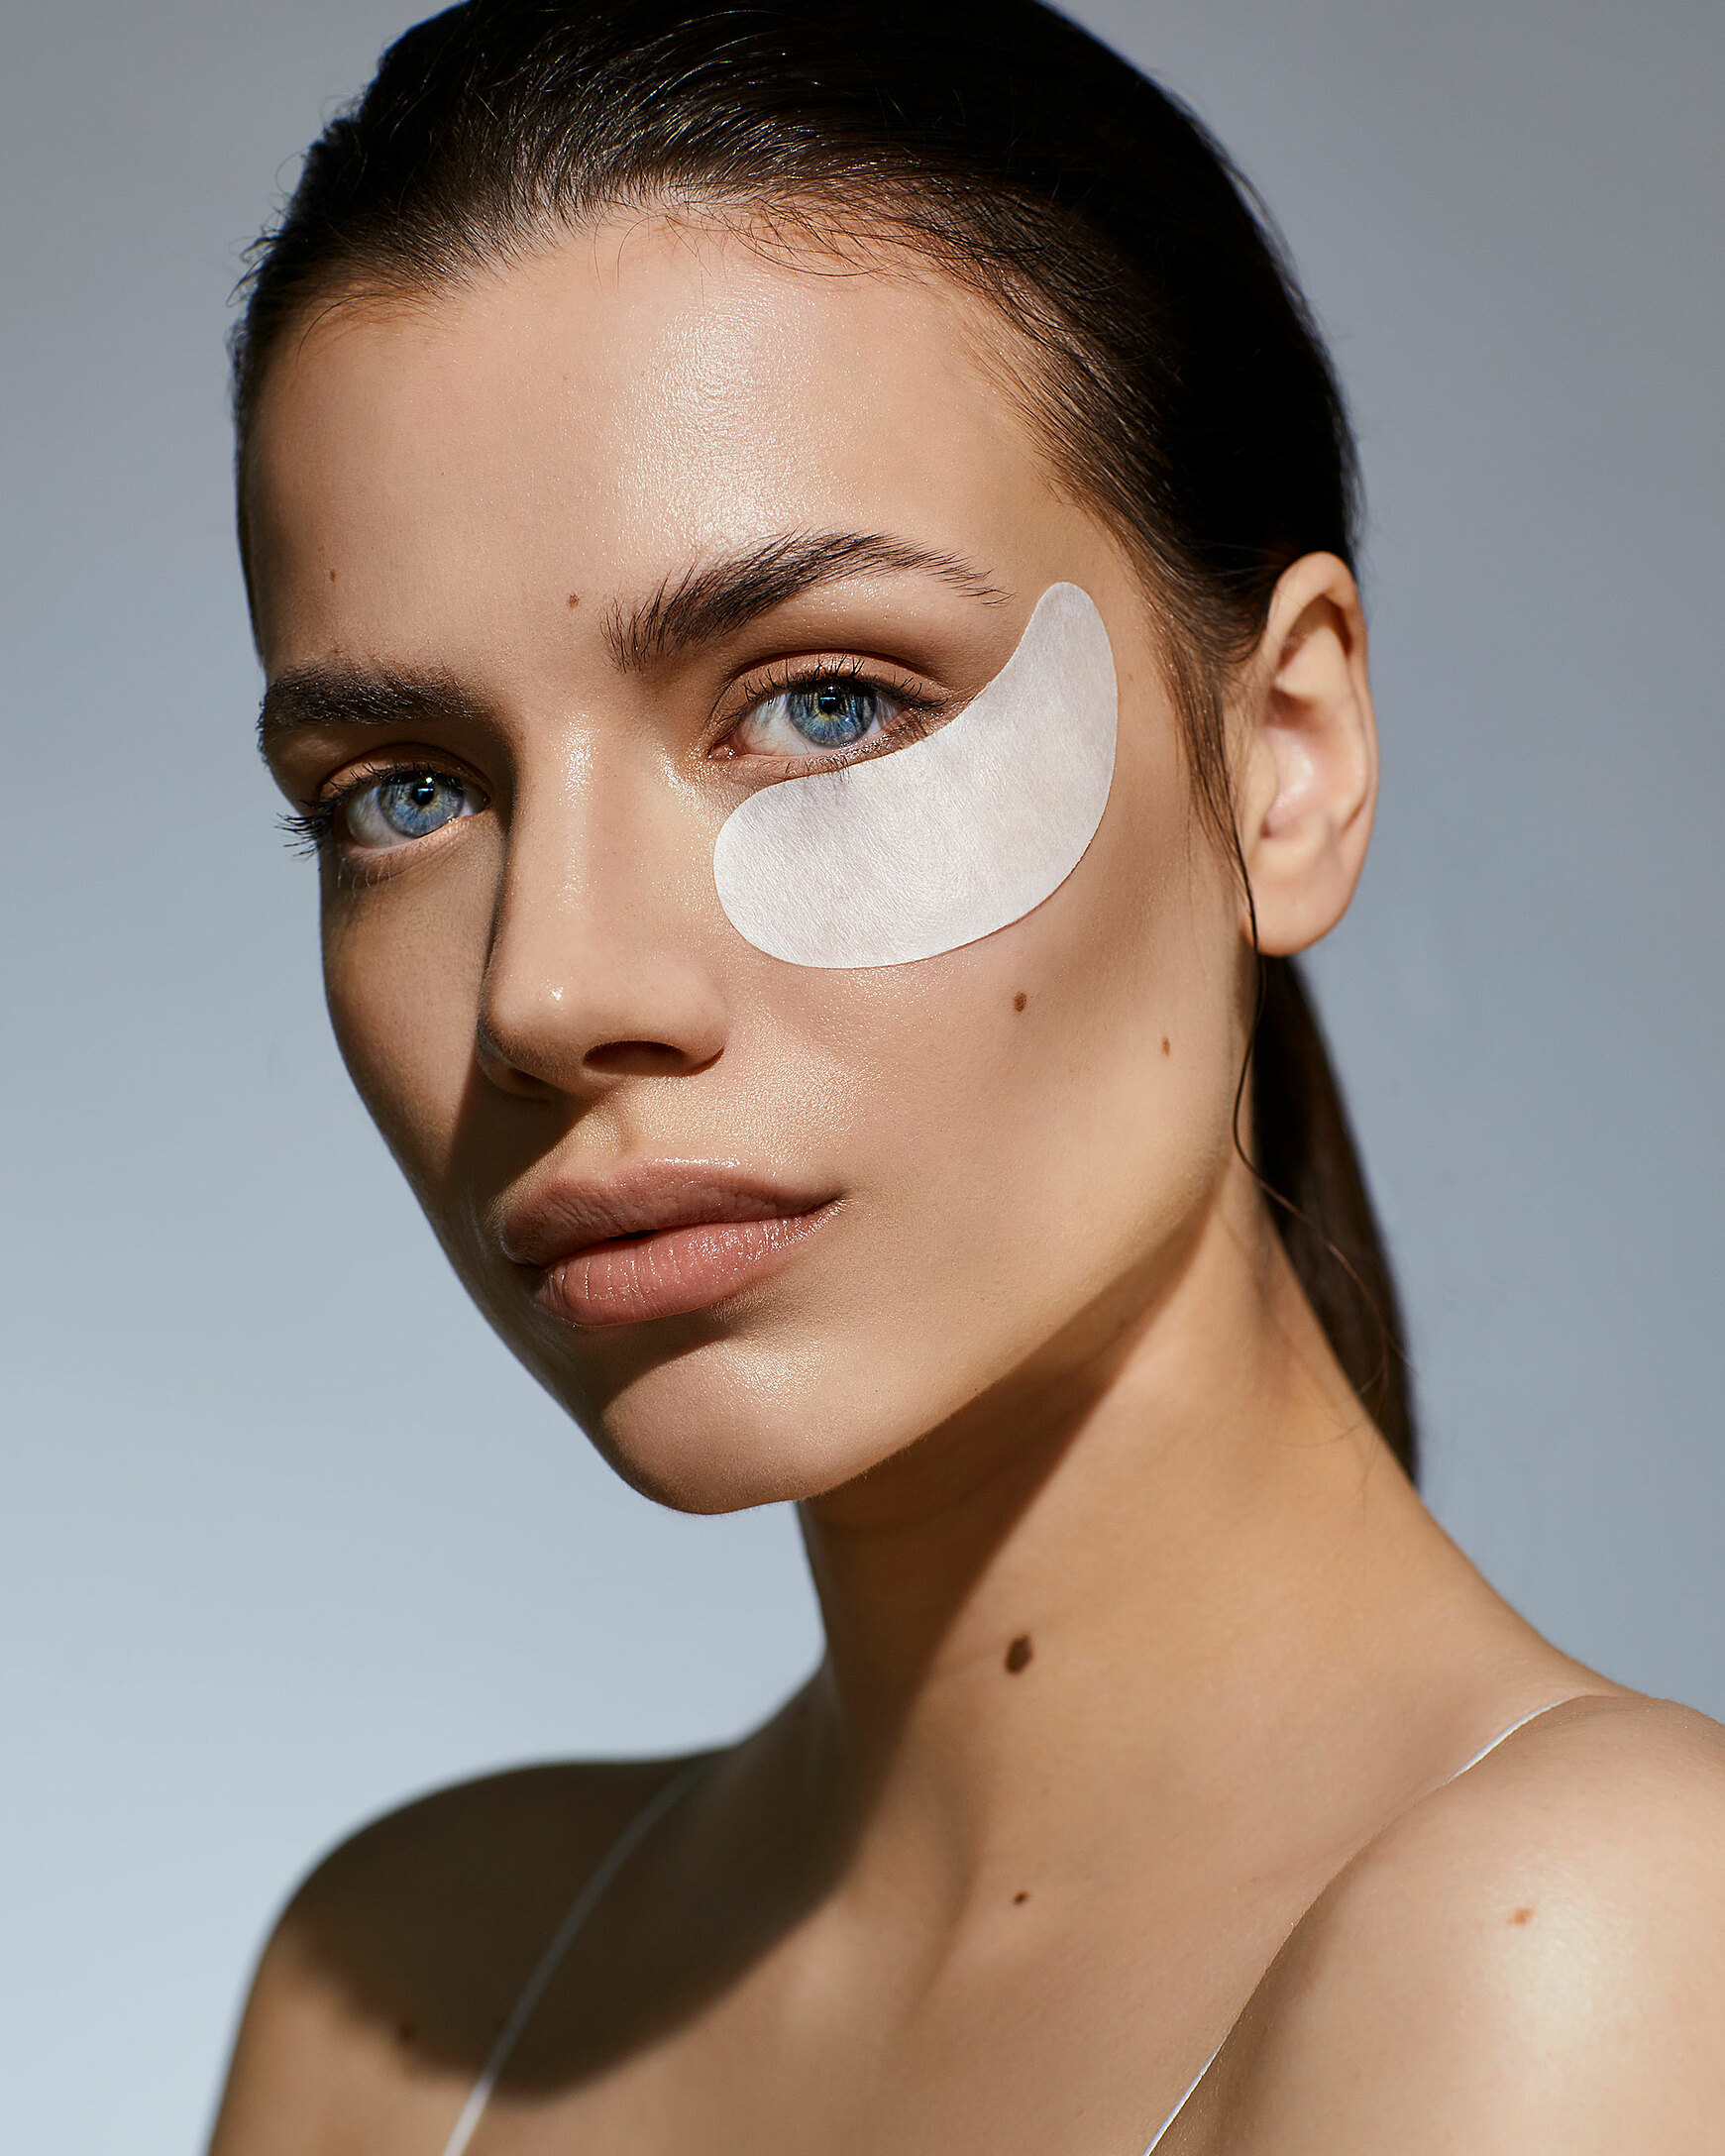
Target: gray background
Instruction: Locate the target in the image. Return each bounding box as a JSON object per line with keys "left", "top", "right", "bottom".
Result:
{"left": 2, "top": 1, "right": 1719, "bottom": 2147}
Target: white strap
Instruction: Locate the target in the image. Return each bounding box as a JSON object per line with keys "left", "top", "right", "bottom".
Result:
{"left": 438, "top": 1760, "right": 706, "bottom": 2156}
{"left": 1141, "top": 2040, "right": 1223, "bottom": 2153}
{"left": 1446, "top": 1696, "right": 1580, "bottom": 1781}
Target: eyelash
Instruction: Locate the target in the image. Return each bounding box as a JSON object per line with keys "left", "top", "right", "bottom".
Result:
{"left": 278, "top": 799, "right": 343, "bottom": 858}
{"left": 278, "top": 661, "right": 945, "bottom": 858}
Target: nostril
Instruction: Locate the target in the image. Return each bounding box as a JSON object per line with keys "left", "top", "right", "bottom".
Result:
{"left": 583, "top": 1039, "right": 698, "bottom": 1077}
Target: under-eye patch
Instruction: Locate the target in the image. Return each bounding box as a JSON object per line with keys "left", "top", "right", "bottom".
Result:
{"left": 712, "top": 583, "right": 1117, "bottom": 967}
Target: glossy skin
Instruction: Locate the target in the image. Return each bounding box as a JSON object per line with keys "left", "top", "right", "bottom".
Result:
{"left": 215, "top": 218, "right": 1725, "bottom": 2156}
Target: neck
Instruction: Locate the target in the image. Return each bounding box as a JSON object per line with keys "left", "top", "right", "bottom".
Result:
{"left": 791, "top": 1162, "right": 1464, "bottom": 1896}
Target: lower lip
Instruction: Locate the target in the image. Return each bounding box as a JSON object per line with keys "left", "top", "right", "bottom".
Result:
{"left": 537, "top": 1209, "right": 834, "bottom": 1328}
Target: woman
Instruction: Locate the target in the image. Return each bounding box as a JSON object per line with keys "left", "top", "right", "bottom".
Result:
{"left": 210, "top": 1, "right": 1725, "bottom": 2148}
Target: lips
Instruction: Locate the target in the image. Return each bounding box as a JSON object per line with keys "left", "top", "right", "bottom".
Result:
{"left": 501, "top": 1163, "right": 837, "bottom": 1329}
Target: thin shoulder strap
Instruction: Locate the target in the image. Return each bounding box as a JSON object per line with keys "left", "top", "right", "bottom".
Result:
{"left": 1141, "top": 2042, "right": 1223, "bottom": 2154}
{"left": 438, "top": 1760, "right": 707, "bottom": 2156}
{"left": 1137, "top": 1695, "right": 1593, "bottom": 2154}
{"left": 1444, "top": 1696, "right": 1581, "bottom": 1783}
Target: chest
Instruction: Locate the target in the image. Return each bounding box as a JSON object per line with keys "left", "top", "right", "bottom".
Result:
{"left": 436, "top": 1880, "right": 1300, "bottom": 2156}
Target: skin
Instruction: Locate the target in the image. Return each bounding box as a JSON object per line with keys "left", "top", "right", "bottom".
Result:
{"left": 214, "top": 216, "right": 1725, "bottom": 2156}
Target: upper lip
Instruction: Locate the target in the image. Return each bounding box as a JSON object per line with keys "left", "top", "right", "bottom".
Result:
{"left": 499, "top": 1159, "right": 836, "bottom": 1270}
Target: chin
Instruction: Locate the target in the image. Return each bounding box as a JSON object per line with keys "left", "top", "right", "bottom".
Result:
{"left": 524, "top": 1323, "right": 925, "bottom": 1515}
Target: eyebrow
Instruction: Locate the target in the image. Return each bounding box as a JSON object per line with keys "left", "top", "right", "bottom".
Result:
{"left": 257, "top": 668, "right": 485, "bottom": 753}
{"left": 257, "top": 530, "right": 1004, "bottom": 749}
{"left": 604, "top": 530, "right": 1006, "bottom": 673}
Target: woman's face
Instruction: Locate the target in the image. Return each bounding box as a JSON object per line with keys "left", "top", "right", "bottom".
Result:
{"left": 249, "top": 219, "right": 1246, "bottom": 1512}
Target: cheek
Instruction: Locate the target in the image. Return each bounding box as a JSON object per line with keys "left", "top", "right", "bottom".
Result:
{"left": 707, "top": 581, "right": 1237, "bottom": 1305}
{"left": 319, "top": 875, "right": 489, "bottom": 1195}
{"left": 766, "top": 731, "right": 1237, "bottom": 1343}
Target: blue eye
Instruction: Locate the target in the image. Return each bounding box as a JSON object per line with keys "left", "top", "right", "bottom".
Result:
{"left": 732, "top": 678, "right": 894, "bottom": 761}
{"left": 342, "top": 770, "right": 482, "bottom": 849}
{"left": 784, "top": 683, "right": 879, "bottom": 748}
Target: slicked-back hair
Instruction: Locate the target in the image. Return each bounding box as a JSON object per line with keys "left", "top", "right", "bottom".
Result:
{"left": 233, "top": 0, "right": 1416, "bottom": 1474}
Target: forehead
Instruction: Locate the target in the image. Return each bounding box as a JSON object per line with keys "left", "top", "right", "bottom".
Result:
{"left": 245, "top": 219, "right": 1064, "bottom": 666}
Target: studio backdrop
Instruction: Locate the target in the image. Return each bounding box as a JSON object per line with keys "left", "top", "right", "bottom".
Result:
{"left": 1, "top": 3, "right": 1719, "bottom": 2150}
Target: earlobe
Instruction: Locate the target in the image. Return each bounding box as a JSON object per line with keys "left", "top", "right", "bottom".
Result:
{"left": 1237, "top": 553, "right": 1378, "bottom": 958}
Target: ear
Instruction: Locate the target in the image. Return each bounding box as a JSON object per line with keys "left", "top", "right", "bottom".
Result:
{"left": 1234, "top": 552, "right": 1378, "bottom": 957}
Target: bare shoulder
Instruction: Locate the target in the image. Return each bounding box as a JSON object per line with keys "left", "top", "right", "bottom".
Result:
{"left": 1208, "top": 1694, "right": 1725, "bottom": 2153}
{"left": 207, "top": 1752, "right": 706, "bottom": 2156}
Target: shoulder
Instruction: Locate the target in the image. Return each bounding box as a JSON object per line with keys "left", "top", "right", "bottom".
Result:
{"left": 207, "top": 1753, "right": 705, "bottom": 2156}
{"left": 1214, "top": 1695, "right": 1725, "bottom": 2152}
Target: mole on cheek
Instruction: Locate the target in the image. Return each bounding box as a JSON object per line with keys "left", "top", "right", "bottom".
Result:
{"left": 1013, "top": 991, "right": 1028, "bottom": 1014}
{"left": 328, "top": 568, "right": 337, "bottom": 582}
{"left": 1508, "top": 1905, "right": 1536, "bottom": 1926}
{"left": 567, "top": 593, "right": 581, "bottom": 608}
{"left": 1013, "top": 1890, "right": 1029, "bottom": 1905}
{"left": 1160, "top": 1036, "right": 1170, "bottom": 1056}
{"left": 1005, "top": 1634, "right": 1033, "bottom": 1673}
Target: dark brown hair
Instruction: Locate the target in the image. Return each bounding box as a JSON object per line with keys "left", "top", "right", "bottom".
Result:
{"left": 233, "top": 0, "right": 1416, "bottom": 1473}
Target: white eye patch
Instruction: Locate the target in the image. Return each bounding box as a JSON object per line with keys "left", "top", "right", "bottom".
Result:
{"left": 711, "top": 583, "right": 1117, "bottom": 968}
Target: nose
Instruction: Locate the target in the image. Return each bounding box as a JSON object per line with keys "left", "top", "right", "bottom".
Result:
{"left": 475, "top": 770, "right": 730, "bottom": 1100}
